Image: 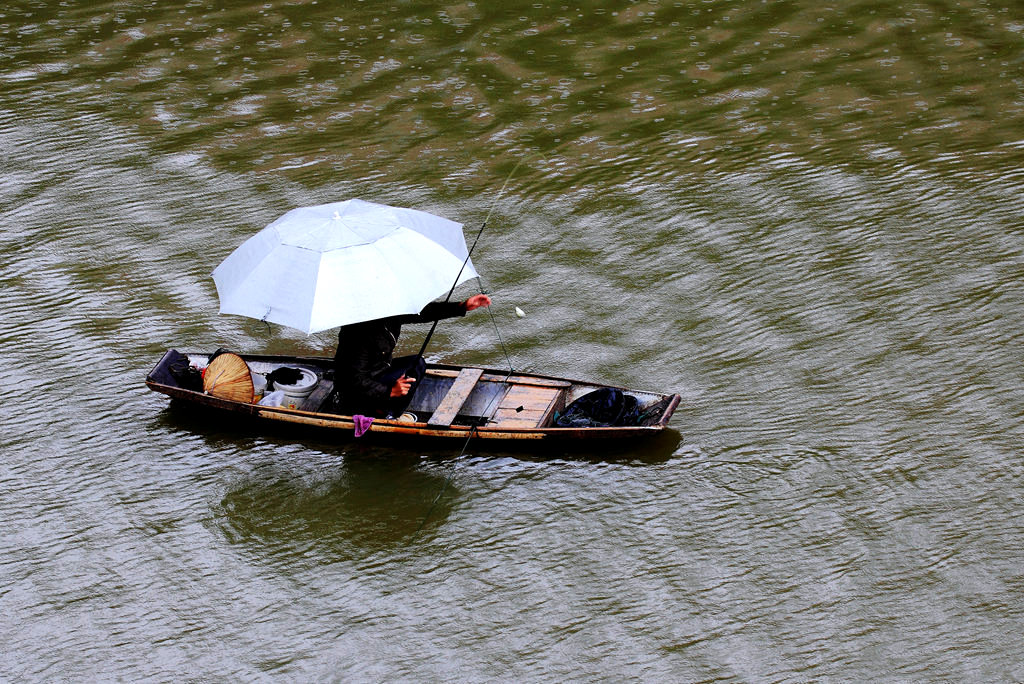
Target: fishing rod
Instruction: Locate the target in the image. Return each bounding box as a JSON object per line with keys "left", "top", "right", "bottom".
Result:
{"left": 414, "top": 157, "right": 525, "bottom": 363}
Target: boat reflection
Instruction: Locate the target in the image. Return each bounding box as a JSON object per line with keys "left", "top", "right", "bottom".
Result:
{"left": 215, "top": 453, "right": 458, "bottom": 561}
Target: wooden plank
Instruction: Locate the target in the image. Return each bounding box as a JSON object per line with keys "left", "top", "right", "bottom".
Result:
{"left": 428, "top": 367, "right": 485, "bottom": 426}
{"left": 492, "top": 407, "right": 549, "bottom": 428}
{"left": 505, "top": 375, "right": 571, "bottom": 389}
{"left": 425, "top": 368, "right": 571, "bottom": 389}
{"left": 299, "top": 378, "right": 334, "bottom": 412}
{"left": 492, "top": 385, "right": 563, "bottom": 428}
{"left": 501, "top": 385, "right": 557, "bottom": 406}
{"left": 424, "top": 368, "right": 465, "bottom": 378}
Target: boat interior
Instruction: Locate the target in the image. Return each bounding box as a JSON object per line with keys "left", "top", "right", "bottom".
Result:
{"left": 158, "top": 352, "right": 674, "bottom": 430}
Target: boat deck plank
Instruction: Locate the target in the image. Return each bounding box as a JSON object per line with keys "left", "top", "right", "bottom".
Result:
{"left": 493, "top": 384, "right": 563, "bottom": 428}
{"left": 428, "top": 367, "right": 484, "bottom": 426}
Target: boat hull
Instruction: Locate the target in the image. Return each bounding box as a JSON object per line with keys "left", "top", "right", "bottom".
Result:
{"left": 146, "top": 350, "right": 680, "bottom": 443}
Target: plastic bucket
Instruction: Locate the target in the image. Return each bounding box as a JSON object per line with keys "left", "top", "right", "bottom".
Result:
{"left": 272, "top": 368, "right": 319, "bottom": 409}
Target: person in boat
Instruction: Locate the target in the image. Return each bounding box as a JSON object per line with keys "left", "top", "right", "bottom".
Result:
{"left": 333, "top": 294, "right": 492, "bottom": 417}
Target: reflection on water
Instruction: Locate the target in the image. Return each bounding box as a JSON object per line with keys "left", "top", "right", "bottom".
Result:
{"left": 217, "top": 455, "right": 456, "bottom": 561}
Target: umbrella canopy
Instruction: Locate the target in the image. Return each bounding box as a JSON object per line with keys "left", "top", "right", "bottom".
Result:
{"left": 212, "top": 199, "right": 478, "bottom": 334}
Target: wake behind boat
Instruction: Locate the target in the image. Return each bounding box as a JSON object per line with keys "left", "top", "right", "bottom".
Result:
{"left": 146, "top": 349, "right": 680, "bottom": 443}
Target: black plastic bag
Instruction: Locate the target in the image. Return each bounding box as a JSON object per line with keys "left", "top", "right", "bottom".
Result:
{"left": 554, "top": 387, "right": 640, "bottom": 428}
{"left": 266, "top": 367, "right": 304, "bottom": 388}
{"left": 148, "top": 349, "right": 202, "bottom": 391}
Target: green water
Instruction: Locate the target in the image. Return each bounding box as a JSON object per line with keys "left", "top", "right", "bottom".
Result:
{"left": 2, "top": 0, "right": 1023, "bottom": 680}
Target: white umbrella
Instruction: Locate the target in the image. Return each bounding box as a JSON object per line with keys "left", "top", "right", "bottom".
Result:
{"left": 212, "top": 199, "right": 478, "bottom": 334}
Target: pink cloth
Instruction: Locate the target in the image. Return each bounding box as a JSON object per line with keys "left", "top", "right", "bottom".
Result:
{"left": 353, "top": 414, "right": 374, "bottom": 438}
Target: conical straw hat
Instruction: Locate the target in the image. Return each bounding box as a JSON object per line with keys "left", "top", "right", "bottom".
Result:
{"left": 203, "top": 352, "right": 254, "bottom": 403}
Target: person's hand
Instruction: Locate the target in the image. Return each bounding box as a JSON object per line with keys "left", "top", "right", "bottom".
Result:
{"left": 390, "top": 374, "right": 415, "bottom": 397}
{"left": 464, "top": 294, "right": 492, "bottom": 311}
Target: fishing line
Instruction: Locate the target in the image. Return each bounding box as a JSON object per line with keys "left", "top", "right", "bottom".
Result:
{"left": 477, "top": 277, "right": 514, "bottom": 373}
{"left": 409, "top": 158, "right": 529, "bottom": 542}
{"left": 415, "top": 156, "right": 526, "bottom": 361}
{"left": 410, "top": 364, "right": 516, "bottom": 542}
{"left": 410, "top": 276, "right": 519, "bottom": 542}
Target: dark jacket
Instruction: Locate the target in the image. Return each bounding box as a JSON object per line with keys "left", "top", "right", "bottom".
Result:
{"left": 333, "top": 300, "right": 466, "bottom": 405}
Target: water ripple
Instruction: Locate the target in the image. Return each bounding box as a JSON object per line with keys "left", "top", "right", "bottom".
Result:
{"left": 2, "top": 0, "right": 1024, "bottom": 680}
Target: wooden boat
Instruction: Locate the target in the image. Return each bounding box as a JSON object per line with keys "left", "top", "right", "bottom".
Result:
{"left": 146, "top": 349, "right": 680, "bottom": 442}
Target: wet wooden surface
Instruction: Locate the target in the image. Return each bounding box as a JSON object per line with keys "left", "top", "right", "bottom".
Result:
{"left": 428, "top": 367, "right": 485, "bottom": 426}
{"left": 492, "top": 385, "right": 563, "bottom": 428}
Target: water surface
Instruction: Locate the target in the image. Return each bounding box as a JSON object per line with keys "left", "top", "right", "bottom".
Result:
{"left": 2, "top": 0, "right": 1023, "bottom": 680}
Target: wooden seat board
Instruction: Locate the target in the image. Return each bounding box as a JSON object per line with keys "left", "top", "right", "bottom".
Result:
{"left": 428, "top": 367, "right": 485, "bottom": 426}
